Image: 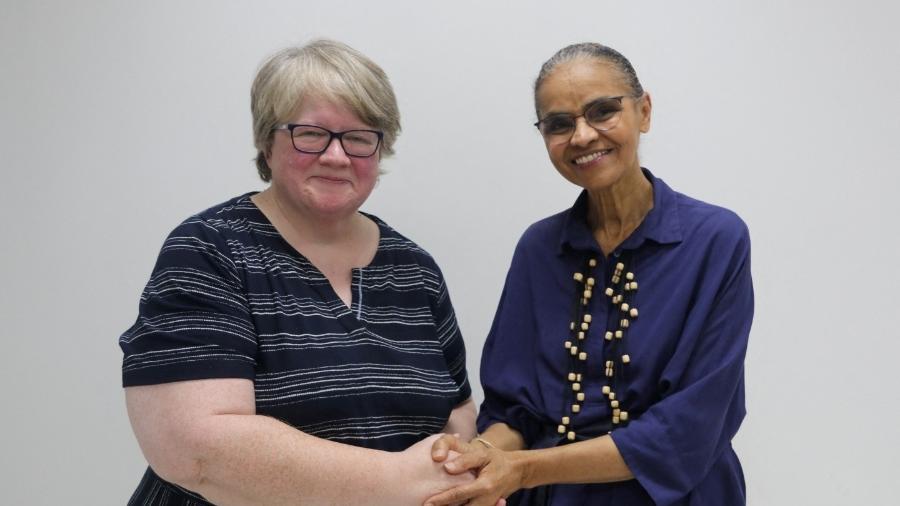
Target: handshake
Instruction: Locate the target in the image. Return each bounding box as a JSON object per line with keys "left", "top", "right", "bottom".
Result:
{"left": 397, "top": 434, "right": 513, "bottom": 506}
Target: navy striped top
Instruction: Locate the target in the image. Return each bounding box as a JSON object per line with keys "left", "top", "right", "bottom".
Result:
{"left": 120, "top": 193, "right": 470, "bottom": 504}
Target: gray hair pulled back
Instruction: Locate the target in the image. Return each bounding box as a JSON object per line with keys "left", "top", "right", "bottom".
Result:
{"left": 534, "top": 42, "right": 644, "bottom": 118}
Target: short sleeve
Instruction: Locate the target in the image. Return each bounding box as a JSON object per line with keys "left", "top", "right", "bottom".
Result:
{"left": 423, "top": 258, "right": 471, "bottom": 405}
{"left": 119, "top": 218, "right": 258, "bottom": 387}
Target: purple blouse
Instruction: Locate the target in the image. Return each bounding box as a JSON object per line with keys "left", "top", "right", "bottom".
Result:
{"left": 477, "top": 169, "right": 753, "bottom": 505}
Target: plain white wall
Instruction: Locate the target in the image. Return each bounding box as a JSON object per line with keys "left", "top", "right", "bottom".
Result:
{"left": 2, "top": 1, "right": 898, "bottom": 504}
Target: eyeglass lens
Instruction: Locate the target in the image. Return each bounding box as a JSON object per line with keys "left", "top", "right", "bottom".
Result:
{"left": 539, "top": 98, "right": 625, "bottom": 136}
{"left": 291, "top": 125, "right": 381, "bottom": 157}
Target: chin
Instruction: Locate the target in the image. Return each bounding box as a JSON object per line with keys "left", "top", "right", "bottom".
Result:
{"left": 307, "top": 195, "right": 365, "bottom": 216}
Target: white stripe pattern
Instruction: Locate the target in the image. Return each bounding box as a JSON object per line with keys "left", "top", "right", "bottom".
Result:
{"left": 121, "top": 194, "right": 471, "bottom": 505}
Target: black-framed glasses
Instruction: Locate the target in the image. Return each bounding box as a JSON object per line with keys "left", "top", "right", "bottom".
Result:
{"left": 534, "top": 95, "right": 638, "bottom": 138}
{"left": 274, "top": 124, "right": 384, "bottom": 158}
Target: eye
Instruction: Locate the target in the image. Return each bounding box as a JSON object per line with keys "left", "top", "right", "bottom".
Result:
{"left": 293, "top": 126, "right": 328, "bottom": 138}
{"left": 542, "top": 115, "right": 575, "bottom": 135}
{"left": 585, "top": 100, "right": 622, "bottom": 124}
{"left": 344, "top": 131, "right": 378, "bottom": 146}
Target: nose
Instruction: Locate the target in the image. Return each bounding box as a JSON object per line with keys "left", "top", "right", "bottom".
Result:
{"left": 569, "top": 117, "right": 599, "bottom": 147}
{"left": 318, "top": 136, "right": 351, "bottom": 166}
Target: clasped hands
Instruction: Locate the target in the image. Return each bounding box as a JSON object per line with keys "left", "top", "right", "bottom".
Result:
{"left": 421, "top": 434, "right": 524, "bottom": 506}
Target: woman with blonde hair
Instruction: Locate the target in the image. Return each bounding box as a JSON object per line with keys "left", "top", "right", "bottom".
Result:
{"left": 121, "top": 39, "right": 475, "bottom": 505}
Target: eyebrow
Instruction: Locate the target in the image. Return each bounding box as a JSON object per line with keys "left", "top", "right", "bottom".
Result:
{"left": 541, "top": 96, "right": 624, "bottom": 118}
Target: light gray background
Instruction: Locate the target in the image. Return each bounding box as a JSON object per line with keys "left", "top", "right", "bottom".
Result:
{"left": 2, "top": 1, "right": 898, "bottom": 504}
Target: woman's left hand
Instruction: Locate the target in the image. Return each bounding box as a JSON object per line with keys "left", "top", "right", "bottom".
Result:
{"left": 424, "top": 435, "right": 522, "bottom": 506}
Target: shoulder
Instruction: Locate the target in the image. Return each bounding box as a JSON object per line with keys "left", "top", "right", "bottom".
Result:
{"left": 517, "top": 207, "right": 569, "bottom": 253}
{"left": 367, "top": 213, "right": 442, "bottom": 271}
{"left": 155, "top": 193, "right": 262, "bottom": 273}
{"left": 673, "top": 191, "right": 750, "bottom": 253}
{"left": 167, "top": 193, "right": 266, "bottom": 242}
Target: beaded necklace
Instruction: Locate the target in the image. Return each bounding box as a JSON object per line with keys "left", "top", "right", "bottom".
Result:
{"left": 558, "top": 254, "right": 638, "bottom": 441}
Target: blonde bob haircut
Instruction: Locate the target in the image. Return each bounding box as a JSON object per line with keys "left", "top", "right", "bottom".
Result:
{"left": 251, "top": 39, "right": 401, "bottom": 181}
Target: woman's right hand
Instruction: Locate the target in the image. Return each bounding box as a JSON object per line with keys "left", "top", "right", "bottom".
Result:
{"left": 389, "top": 434, "right": 475, "bottom": 505}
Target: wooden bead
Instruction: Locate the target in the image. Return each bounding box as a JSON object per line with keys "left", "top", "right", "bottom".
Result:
{"left": 608, "top": 392, "right": 616, "bottom": 400}
{"left": 612, "top": 275, "right": 620, "bottom": 284}
{"left": 616, "top": 262, "right": 625, "bottom": 271}
{"left": 612, "top": 416, "right": 620, "bottom": 424}
{"left": 583, "top": 289, "right": 592, "bottom": 299}
{"left": 605, "top": 331, "right": 613, "bottom": 341}
{"left": 570, "top": 346, "right": 578, "bottom": 356}
{"left": 620, "top": 319, "right": 630, "bottom": 328}
{"left": 622, "top": 354, "right": 631, "bottom": 364}
{"left": 572, "top": 404, "right": 581, "bottom": 413}
{"left": 613, "top": 408, "right": 620, "bottom": 417}
{"left": 583, "top": 314, "right": 592, "bottom": 323}
{"left": 582, "top": 298, "right": 587, "bottom": 306}
{"left": 605, "top": 287, "right": 614, "bottom": 297}
{"left": 630, "top": 308, "right": 639, "bottom": 318}
{"left": 565, "top": 340, "right": 572, "bottom": 349}
{"left": 577, "top": 392, "right": 585, "bottom": 401}
{"left": 606, "top": 368, "right": 613, "bottom": 377}
{"left": 620, "top": 411, "right": 629, "bottom": 421}
{"left": 581, "top": 322, "right": 589, "bottom": 331}
{"left": 572, "top": 382, "right": 581, "bottom": 391}
{"left": 620, "top": 303, "right": 630, "bottom": 312}
{"left": 611, "top": 400, "right": 619, "bottom": 408}
{"left": 579, "top": 352, "right": 587, "bottom": 361}
{"left": 626, "top": 272, "right": 634, "bottom": 281}
{"left": 587, "top": 277, "right": 595, "bottom": 287}
{"left": 606, "top": 360, "right": 614, "bottom": 368}
{"left": 562, "top": 416, "right": 570, "bottom": 425}
{"left": 630, "top": 281, "right": 638, "bottom": 291}
{"left": 578, "top": 331, "right": 585, "bottom": 340}
{"left": 576, "top": 373, "right": 582, "bottom": 382}
{"left": 573, "top": 272, "right": 584, "bottom": 282}
{"left": 589, "top": 258, "right": 598, "bottom": 267}
{"left": 567, "top": 372, "right": 576, "bottom": 381}
{"left": 569, "top": 322, "right": 575, "bottom": 330}
{"left": 602, "top": 385, "right": 611, "bottom": 394}
{"left": 615, "top": 330, "right": 623, "bottom": 339}
{"left": 567, "top": 430, "right": 576, "bottom": 440}
{"left": 558, "top": 424, "right": 566, "bottom": 434}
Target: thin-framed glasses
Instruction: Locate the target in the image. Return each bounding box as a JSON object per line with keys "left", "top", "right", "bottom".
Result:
{"left": 274, "top": 124, "right": 383, "bottom": 158}
{"left": 534, "top": 95, "right": 638, "bottom": 138}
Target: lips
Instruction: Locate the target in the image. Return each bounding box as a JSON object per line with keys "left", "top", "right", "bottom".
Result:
{"left": 311, "top": 175, "right": 350, "bottom": 184}
{"left": 573, "top": 148, "right": 613, "bottom": 165}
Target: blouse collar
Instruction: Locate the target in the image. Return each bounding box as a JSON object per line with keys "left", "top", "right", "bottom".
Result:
{"left": 559, "top": 168, "right": 684, "bottom": 255}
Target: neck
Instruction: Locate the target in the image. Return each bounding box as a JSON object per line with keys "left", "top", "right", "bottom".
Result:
{"left": 254, "top": 187, "right": 364, "bottom": 246}
{"left": 586, "top": 167, "right": 654, "bottom": 254}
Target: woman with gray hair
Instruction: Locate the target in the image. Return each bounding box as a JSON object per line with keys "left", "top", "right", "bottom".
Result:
{"left": 427, "top": 42, "right": 753, "bottom": 506}
{"left": 120, "top": 39, "right": 476, "bottom": 505}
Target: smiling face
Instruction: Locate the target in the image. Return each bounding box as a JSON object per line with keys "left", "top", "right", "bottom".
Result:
{"left": 265, "top": 97, "right": 381, "bottom": 219}
{"left": 536, "top": 58, "right": 651, "bottom": 193}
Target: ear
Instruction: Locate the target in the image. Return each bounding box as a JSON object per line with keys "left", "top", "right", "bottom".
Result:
{"left": 263, "top": 144, "right": 274, "bottom": 166}
{"left": 638, "top": 92, "right": 652, "bottom": 133}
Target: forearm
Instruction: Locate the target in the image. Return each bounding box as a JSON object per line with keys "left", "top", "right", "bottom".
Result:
{"left": 442, "top": 398, "right": 477, "bottom": 440}
{"left": 514, "top": 434, "right": 632, "bottom": 489}
{"left": 477, "top": 423, "right": 526, "bottom": 451}
{"left": 181, "top": 414, "right": 397, "bottom": 506}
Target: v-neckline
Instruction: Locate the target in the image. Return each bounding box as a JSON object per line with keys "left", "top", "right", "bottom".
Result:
{"left": 245, "top": 193, "right": 386, "bottom": 325}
